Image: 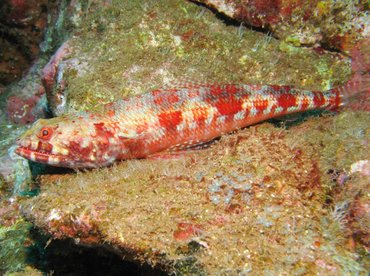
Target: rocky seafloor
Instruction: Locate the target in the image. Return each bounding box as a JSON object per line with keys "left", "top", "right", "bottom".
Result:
{"left": 0, "top": 0, "right": 369, "bottom": 275}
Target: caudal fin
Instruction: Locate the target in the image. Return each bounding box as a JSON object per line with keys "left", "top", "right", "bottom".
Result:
{"left": 337, "top": 39, "right": 370, "bottom": 109}
{"left": 337, "top": 76, "right": 370, "bottom": 102}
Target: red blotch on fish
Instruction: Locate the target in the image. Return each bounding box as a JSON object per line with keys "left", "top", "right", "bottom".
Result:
{"left": 254, "top": 98, "right": 269, "bottom": 114}
{"left": 301, "top": 97, "right": 310, "bottom": 110}
{"left": 158, "top": 111, "right": 182, "bottom": 130}
{"left": 154, "top": 92, "right": 180, "bottom": 106}
{"left": 312, "top": 91, "right": 326, "bottom": 106}
{"left": 225, "top": 84, "right": 242, "bottom": 94}
{"left": 210, "top": 85, "right": 224, "bottom": 96}
{"left": 67, "top": 141, "right": 94, "bottom": 158}
{"left": 214, "top": 97, "right": 243, "bottom": 116}
{"left": 277, "top": 93, "right": 297, "bottom": 110}
{"left": 37, "top": 140, "right": 53, "bottom": 152}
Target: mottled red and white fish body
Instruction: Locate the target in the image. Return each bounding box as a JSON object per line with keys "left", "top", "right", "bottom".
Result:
{"left": 15, "top": 81, "right": 367, "bottom": 168}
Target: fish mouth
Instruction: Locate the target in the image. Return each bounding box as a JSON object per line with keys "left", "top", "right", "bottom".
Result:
{"left": 15, "top": 146, "right": 66, "bottom": 165}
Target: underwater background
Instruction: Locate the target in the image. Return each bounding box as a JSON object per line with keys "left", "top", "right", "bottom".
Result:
{"left": 0, "top": 0, "right": 369, "bottom": 275}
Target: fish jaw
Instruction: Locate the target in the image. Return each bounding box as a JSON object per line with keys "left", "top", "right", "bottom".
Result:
{"left": 15, "top": 145, "right": 106, "bottom": 168}
{"left": 14, "top": 116, "right": 129, "bottom": 168}
{"left": 15, "top": 136, "right": 78, "bottom": 167}
{"left": 15, "top": 140, "right": 109, "bottom": 169}
{"left": 15, "top": 145, "right": 68, "bottom": 167}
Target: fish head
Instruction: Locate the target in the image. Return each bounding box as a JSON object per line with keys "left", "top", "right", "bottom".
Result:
{"left": 15, "top": 115, "right": 121, "bottom": 168}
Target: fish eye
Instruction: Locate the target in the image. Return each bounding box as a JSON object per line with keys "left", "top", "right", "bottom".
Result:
{"left": 39, "top": 127, "right": 53, "bottom": 140}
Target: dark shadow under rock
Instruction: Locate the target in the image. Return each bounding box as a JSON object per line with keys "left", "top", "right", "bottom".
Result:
{"left": 29, "top": 228, "right": 167, "bottom": 276}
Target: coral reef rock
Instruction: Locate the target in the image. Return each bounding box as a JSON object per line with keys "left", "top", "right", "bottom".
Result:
{"left": 193, "top": 0, "right": 369, "bottom": 52}
{"left": 0, "top": 0, "right": 51, "bottom": 85}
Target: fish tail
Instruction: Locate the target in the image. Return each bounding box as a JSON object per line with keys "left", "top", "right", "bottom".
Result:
{"left": 335, "top": 39, "right": 370, "bottom": 108}
{"left": 336, "top": 76, "right": 370, "bottom": 106}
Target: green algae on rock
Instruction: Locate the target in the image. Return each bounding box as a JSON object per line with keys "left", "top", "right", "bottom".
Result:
{"left": 49, "top": 0, "right": 350, "bottom": 114}
{"left": 0, "top": 218, "right": 33, "bottom": 274}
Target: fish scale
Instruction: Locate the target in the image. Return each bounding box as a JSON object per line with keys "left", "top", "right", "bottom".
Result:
{"left": 112, "top": 84, "right": 337, "bottom": 148}
{"left": 15, "top": 81, "right": 364, "bottom": 168}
